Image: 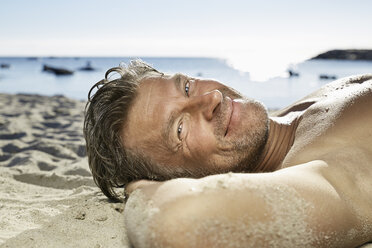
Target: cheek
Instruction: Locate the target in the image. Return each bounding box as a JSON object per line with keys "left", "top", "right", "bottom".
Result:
{"left": 186, "top": 123, "right": 216, "bottom": 160}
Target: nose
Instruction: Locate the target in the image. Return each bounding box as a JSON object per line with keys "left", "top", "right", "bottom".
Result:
{"left": 186, "top": 89, "right": 222, "bottom": 121}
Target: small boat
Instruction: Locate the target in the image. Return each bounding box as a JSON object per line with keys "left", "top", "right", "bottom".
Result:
{"left": 43, "top": 64, "right": 74, "bottom": 75}
{"left": 78, "top": 61, "right": 96, "bottom": 71}
{"left": 288, "top": 69, "right": 299, "bottom": 77}
{"left": 319, "top": 74, "right": 337, "bottom": 80}
{"left": 0, "top": 63, "right": 10, "bottom": 69}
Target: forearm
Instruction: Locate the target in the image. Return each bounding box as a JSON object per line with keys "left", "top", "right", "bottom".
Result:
{"left": 125, "top": 161, "right": 370, "bottom": 247}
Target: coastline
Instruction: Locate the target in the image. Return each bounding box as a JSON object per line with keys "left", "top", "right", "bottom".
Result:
{"left": 311, "top": 49, "right": 372, "bottom": 61}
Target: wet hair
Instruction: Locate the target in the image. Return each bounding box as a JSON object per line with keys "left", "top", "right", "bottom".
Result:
{"left": 84, "top": 59, "right": 165, "bottom": 202}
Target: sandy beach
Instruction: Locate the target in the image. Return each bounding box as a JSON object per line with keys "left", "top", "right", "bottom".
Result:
{"left": 1, "top": 92, "right": 371, "bottom": 248}
{"left": 0, "top": 93, "right": 129, "bottom": 247}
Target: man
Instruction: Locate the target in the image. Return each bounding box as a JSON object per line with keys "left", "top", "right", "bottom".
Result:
{"left": 84, "top": 60, "right": 372, "bottom": 247}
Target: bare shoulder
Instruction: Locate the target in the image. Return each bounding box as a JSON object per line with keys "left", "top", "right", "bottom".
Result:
{"left": 272, "top": 74, "right": 372, "bottom": 117}
{"left": 281, "top": 74, "right": 372, "bottom": 167}
{"left": 124, "top": 161, "right": 372, "bottom": 248}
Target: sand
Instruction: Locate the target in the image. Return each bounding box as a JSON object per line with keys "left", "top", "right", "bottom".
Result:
{"left": 1, "top": 92, "right": 371, "bottom": 248}
{"left": 0, "top": 93, "right": 129, "bottom": 247}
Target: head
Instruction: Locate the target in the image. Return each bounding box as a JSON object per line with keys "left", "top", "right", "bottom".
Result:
{"left": 84, "top": 60, "right": 165, "bottom": 201}
{"left": 84, "top": 59, "right": 269, "bottom": 201}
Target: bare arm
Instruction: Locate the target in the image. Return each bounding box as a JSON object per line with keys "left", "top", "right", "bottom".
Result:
{"left": 124, "top": 160, "right": 371, "bottom": 248}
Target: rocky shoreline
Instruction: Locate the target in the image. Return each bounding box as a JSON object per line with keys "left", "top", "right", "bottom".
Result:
{"left": 311, "top": 49, "right": 372, "bottom": 60}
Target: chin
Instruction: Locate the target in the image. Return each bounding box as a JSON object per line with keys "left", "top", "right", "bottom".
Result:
{"left": 239, "top": 98, "right": 268, "bottom": 137}
{"left": 231, "top": 99, "right": 269, "bottom": 169}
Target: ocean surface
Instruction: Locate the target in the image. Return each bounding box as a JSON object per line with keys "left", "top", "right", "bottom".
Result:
{"left": 0, "top": 57, "right": 371, "bottom": 109}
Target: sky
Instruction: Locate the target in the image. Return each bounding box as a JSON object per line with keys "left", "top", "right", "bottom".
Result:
{"left": 1, "top": 0, "right": 372, "bottom": 80}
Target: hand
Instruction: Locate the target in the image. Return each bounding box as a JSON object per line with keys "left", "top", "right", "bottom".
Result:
{"left": 125, "top": 179, "right": 160, "bottom": 196}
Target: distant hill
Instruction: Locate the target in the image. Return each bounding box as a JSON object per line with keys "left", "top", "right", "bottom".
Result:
{"left": 311, "top": 49, "right": 372, "bottom": 60}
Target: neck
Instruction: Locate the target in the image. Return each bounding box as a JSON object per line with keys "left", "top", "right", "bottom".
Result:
{"left": 255, "top": 116, "right": 300, "bottom": 172}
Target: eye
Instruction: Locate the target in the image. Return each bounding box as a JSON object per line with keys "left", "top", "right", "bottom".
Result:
{"left": 177, "top": 122, "right": 183, "bottom": 140}
{"left": 184, "top": 81, "right": 190, "bottom": 97}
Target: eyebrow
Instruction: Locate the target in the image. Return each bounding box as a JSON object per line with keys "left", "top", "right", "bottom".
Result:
{"left": 160, "top": 74, "right": 185, "bottom": 149}
{"left": 173, "top": 73, "right": 183, "bottom": 92}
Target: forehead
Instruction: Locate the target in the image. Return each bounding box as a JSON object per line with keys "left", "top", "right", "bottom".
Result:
{"left": 122, "top": 74, "right": 181, "bottom": 152}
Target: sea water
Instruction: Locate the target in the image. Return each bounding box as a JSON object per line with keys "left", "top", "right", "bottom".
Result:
{"left": 0, "top": 57, "right": 371, "bottom": 109}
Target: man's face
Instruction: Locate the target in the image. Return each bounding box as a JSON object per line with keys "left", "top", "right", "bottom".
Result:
{"left": 123, "top": 74, "right": 269, "bottom": 176}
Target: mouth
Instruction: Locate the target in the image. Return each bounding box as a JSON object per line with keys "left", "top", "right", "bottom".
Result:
{"left": 224, "top": 97, "right": 234, "bottom": 137}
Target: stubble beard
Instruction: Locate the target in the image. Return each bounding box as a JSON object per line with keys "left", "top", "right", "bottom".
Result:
{"left": 213, "top": 95, "right": 269, "bottom": 174}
